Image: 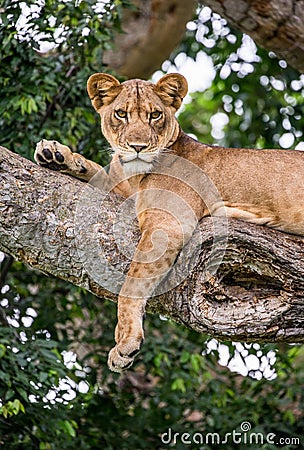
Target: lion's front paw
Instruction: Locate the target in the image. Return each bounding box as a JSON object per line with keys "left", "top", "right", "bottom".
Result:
{"left": 107, "top": 335, "right": 144, "bottom": 373}
{"left": 35, "top": 139, "right": 72, "bottom": 172}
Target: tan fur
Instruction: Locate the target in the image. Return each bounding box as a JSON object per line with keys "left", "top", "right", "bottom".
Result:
{"left": 35, "top": 73, "right": 304, "bottom": 372}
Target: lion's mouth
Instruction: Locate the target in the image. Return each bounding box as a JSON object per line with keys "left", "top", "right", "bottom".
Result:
{"left": 120, "top": 151, "right": 158, "bottom": 164}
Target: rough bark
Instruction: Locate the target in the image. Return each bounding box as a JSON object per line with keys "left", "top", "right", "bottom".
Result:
{"left": 1, "top": 145, "right": 304, "bottom": 343}
{"left": 106, "top": 0, "right": 304, "bottom": 79}
{"left": 199, "top": 0, "right": 304, "bottom": 74}
{"left": 103, "top": 0, "right": 196, "bottom": 79}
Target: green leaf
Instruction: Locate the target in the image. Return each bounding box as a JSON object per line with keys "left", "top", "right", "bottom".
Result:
{"left": 180, "top": 350, "right": 190, "bottom": 364}
{"left": 190, "top": 354, "right": 203, "bottom": 373}
{"left": 171, "top": 378, "right": 186, "bottom": 393}
{"left": 0, "top": 344, "right": 6, "bottom": 358}
{"left": 39, "top": 372, "right": 49, "bottom": 383}
{"left": 16, "top": 387, "right": 28, "bottom": 402}
{"left": 59, "top": 420, "right": 77, "bottom": 438}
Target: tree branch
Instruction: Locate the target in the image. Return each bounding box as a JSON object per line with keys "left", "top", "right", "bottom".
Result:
{"left": 1, "top": 145, "right": 304, "bottom": 343}
{"left": 200, "top": 0, "right": 304, "bottom": 74}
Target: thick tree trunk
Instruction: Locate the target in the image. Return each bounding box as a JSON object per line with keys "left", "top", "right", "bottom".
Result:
{"left": 1, "top": 145, "right": 304, "bottom": 343}
{"left": 103, "top": 0, "right": 196, "bottom": 79}
{"left": 106, "top": 0, "right": 304, "bottom": 79}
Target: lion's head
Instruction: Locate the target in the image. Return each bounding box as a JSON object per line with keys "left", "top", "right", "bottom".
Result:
{"left": 87, "top": 72, "right": 188, "bottom": 175}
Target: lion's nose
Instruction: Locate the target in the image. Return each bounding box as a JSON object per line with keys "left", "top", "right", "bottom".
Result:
{"left": 130, "top": 144, "right": 148, "bottom": 153}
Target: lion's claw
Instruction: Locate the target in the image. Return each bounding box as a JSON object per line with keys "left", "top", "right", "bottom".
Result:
{"left": 108, "top": 337, "right": 143, "bottom": 373}
{"left": 35, "top": 140, "right": 71, "bottom": 172}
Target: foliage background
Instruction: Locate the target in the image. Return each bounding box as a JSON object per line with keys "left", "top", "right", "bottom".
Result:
{"left": 1, "top": 1, "right": 304, "bottom": 448}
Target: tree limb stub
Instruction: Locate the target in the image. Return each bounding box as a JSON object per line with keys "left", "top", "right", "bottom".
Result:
{"left": 1, "top": 145, "right": 304, "bottom": 343}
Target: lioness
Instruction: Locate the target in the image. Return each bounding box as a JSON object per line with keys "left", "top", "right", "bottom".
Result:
{"left": 35, "top": 73, "right": 304, "bottom": 372}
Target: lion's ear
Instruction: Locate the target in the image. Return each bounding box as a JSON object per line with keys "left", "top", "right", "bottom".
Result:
{"left": 87, "top": 73, "right": 121, "bottom": 111}
{"left": 155, "top": 73, "right": 188, "bottom": 110}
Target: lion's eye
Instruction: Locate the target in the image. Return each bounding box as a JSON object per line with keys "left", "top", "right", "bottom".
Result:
{"left": 150, "top": 111, "right": 162, "bottom": 120}
{"left": 115, "top": 110, "right": 127, "bottom": 119}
